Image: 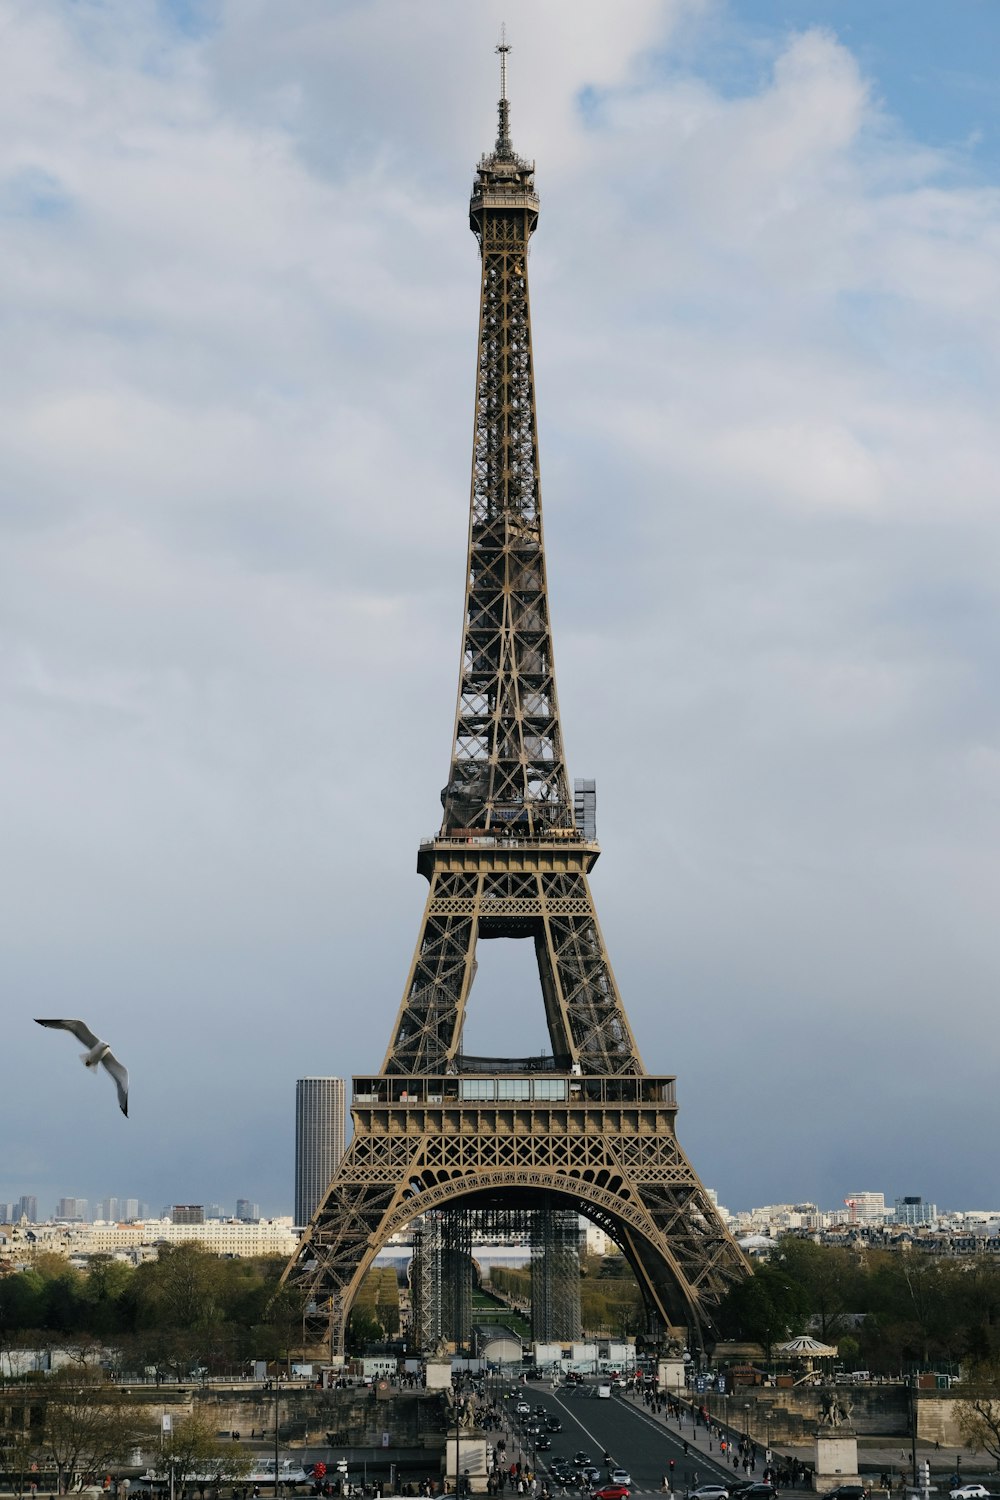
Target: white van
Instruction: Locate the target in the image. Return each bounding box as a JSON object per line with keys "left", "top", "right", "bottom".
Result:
{"left": 597, "top": 1382, "right": 612, "bottom": 1399}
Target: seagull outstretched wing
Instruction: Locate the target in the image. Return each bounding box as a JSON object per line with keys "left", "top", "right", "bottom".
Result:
{"left": 35, "top": 1018, "right": 129, "bottom": 1117}
{"left": 102, "top": 1051, "right": 129, "bottom": 1117}
{"left": 35, "top": 1017, "right": 100, "bottom": 1048}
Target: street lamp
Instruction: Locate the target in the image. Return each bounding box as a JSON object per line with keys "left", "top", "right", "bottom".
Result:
{"left": 274, "top": 1379, "right": 281, "bottom": 1498}
{"left": 745, "top": 1404, "right": 751, "bottom": 1445}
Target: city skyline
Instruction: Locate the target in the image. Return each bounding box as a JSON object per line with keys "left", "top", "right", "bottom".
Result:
{"left": 3, "top": 1182, "right": 994, "bottom": 1230}
{"left": 3, "top": 2, "right": 1000, "bottom": 1216}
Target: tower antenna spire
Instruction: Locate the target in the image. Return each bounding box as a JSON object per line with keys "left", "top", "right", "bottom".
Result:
{"left": 495, "top": 24, "right": 513, "bottom": 156}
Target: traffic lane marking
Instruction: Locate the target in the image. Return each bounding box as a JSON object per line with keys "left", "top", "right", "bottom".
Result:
{"left": 553, "top": 1392, "right": 741, "bottom": 1486}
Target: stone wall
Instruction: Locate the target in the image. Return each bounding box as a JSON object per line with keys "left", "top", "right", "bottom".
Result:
{"left": 732, "top": 1387, "right": 911, "bottom": 1445}
{"left": 914, "top": 1394, "right": 968, "bottom": 1448}
{"left": 733, "top": 1388, "right": 970, "bottom": 1450}
{"left": 124, "top": 1387, "right": 447, "bottom": 1452}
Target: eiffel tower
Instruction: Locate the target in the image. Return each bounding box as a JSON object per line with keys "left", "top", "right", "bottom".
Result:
{"left": 284, "top": 43, "right": 749, "bottom": 1356}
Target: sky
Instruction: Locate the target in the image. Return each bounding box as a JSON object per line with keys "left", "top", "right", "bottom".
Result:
{"left": 2, "top": 0, "right": 1000, "bottom": 1224}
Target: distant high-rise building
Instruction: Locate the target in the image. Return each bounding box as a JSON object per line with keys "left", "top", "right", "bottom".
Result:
{"left": 295, "top": 1077, "right": 346, "bottom": 1228}
{"left": 121, "top": 1199, "right": 140, "bottom": 1220}
{"left": 98, "top": 1197, "right": 120, "bottom": 1222}
{"left": 0, "top": 1202, "right": 14, "bottom": 1223}
{"left": 894, "top": 1195, "right": 937, "bottom": 1227}
{"left": 55, "top": 1197, "right": 88, "bottom": 1220}
{"left": 205, "top": 1204, "right": 226, "bottom": 1220}
{"left": 236, "top": 1199, "right": 260, "bottom": 1221}
{"left": 171, "top": 1205, "right": 205, "bottom": 1225}
{"left": 18, "top": 1196, "right": 38, "bottom": 1223}
{"left": 846, "top": 1191, "right": 887, "bottom": 1224}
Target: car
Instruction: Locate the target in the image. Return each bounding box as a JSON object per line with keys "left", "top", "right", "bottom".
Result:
{"left": 591, "top": 1488, "right": 630, "bottom": 1500}
{"left": 950, "top": 1490, "right": 990, "bottom": 1500}
{"left": 546, "top": 1418, "right": 563, "bottom": 1432}
{"left": 609, "top": 1471, "right": 632, "bottom": 1488}
{"left": 575, "top": 1454, "right": 591, "bottom": 1467}
{"left": 515, "top": 1400, "right": 530, "bottom": 1415}
{"left": 823, "top": 1488, "right": 870, "bottom": 1500}
{"left": 536, "top": 1437, "right": 552, "bottom": 1452}
{"left": 728, "top": 1487, "right": 777, "bottom": 1500}
{"left": 689, "top": 1489, "right": 731, "bottom": 1500}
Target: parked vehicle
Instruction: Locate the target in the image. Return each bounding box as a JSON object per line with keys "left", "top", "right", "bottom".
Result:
{"left": 949, "top": 1489, "right": 990, "bottom": 1500}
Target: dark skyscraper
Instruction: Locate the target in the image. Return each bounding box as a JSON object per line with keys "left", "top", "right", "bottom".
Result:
{"left": 295, "top": 1078, "right": 346, "bottom": 1228}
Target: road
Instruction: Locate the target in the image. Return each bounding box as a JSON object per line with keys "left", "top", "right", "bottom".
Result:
{"left": 503, "top": 1383, "right": 745, "bottom": 1496}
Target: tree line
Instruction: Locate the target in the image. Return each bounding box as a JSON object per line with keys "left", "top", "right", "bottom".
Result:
{"left": 5, "top": 1237, "right": 1000, "bottom": 1373}
{"left": 0, "top": 1246, "right": 296, "bottom": 1377}
{"left": 719, "top": 1238, "right": 1000, "bottom": 1369}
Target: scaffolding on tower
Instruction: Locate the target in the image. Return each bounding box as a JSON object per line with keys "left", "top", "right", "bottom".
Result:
{"left": 531, "top": 1203, "right": 582, "bottom": 1342}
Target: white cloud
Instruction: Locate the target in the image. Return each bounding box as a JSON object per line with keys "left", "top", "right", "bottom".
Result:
{"left": 1, "top": 0, "right": 999, "bottom": 1215}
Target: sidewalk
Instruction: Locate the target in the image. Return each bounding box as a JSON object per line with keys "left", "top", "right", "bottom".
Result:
{"left": 668, "top": 1392, "right": 999, "bottom": 1486}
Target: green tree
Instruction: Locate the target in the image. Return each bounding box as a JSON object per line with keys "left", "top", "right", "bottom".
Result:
{"left": 719, "top": 1264, "right": 810, "bottom": 1356}
{"left": 133, "top": 1244, "right": 225, "bottom": 1330}
{"left": 80, "top": 1258, "right": 134, "bottom": 1337}
{"left": 775, "top": 1240, "right": 860, "bottom": 1343}
{"left": 346, "top": 1310, "right": 383, "bottom": 1352}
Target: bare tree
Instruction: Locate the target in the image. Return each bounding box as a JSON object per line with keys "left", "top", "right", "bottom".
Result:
{"left": 158, "top": 1412, "right": 254, "bottom": 1491}
{"left": 38, "top": 1370, "right": 154, "bottom": 1492}
{"left": 956, "top": 1363, "right": 1000, "bottom": 1472}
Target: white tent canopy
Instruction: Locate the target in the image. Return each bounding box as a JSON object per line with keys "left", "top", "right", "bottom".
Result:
{"left": 776, "top": 1335, "right": 838, "bottom": 1356}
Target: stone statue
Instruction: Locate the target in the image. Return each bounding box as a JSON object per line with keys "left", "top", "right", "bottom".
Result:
{"left": 819, "top": 1390, "right": 854, "bottom": 1429}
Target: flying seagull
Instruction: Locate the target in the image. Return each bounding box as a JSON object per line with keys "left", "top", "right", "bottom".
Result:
{"left": 35, "top": 1018, "right": 129, "bottom": 1116}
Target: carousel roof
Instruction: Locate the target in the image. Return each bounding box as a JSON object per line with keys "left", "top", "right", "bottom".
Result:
{"left": 775, "top": 1335, "right": 838, "bottom": 1356}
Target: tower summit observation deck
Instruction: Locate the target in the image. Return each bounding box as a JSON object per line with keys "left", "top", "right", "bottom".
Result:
{"left": 282, "top": 42, "right": 749, "bottom": 1357}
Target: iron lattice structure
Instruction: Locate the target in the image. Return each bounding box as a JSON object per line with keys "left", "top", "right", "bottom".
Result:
{"left": 411, "top": 1211, "right": 473, "bottom": 1352}
{"left": 283, "top": 50, "right": 749, "bottom": 1357}
{"left": 410, "top": 1204, "right": 579, "bottom": 1348}
{"left": 531, "top": 1205, "right": 582, "bottom": 1343}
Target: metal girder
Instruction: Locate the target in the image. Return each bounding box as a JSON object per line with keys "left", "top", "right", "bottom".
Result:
{"left": 281, "top": 69, "right": 750, "bottom": 1359}
{"left": 383, "top": 861, "right": 643, "bottom": 1076}
{"left": 284, "top": 1088, "right": 748, "bottom": 1355}
{"left": 531, "top": 1204, "right": 582, "bottom": 1342}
